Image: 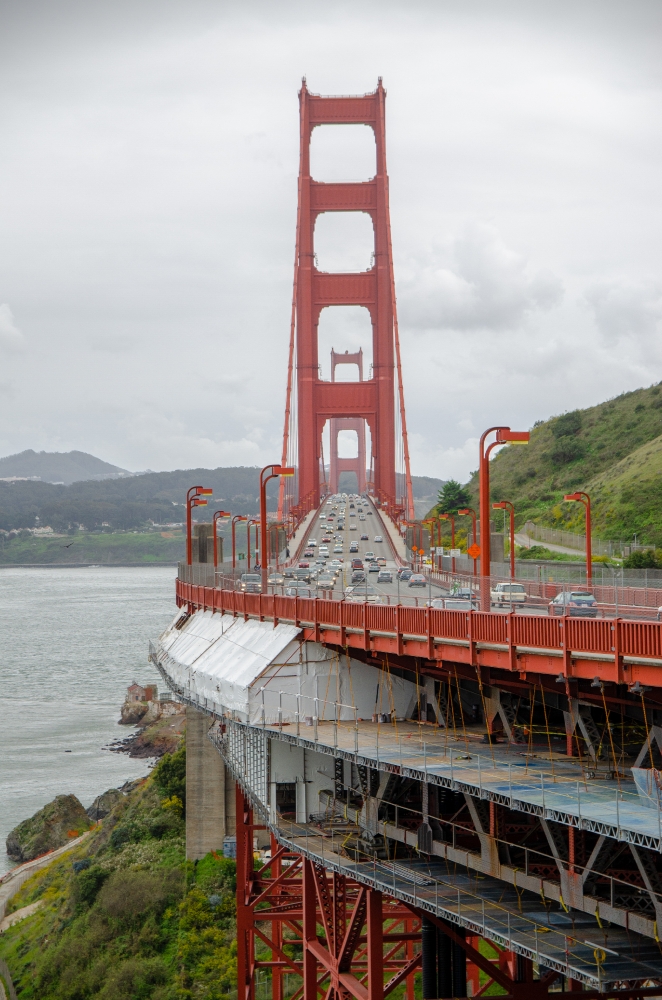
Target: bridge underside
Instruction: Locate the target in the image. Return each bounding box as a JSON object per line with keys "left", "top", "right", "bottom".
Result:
{"left": 152, "top": 597, "right": 662, "bottom": 1000}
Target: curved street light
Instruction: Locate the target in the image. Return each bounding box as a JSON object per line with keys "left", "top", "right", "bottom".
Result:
{"left": 564, "top": 491, "right": 592, "bottom": 588}
{"left": 260, "top": 465, "right": 295, "bottom": 591}
{"left": 232, "top": 515, "right": 248, "bottom": 571}
{"left": 212, "top": 510, "right": 232, "bottom": 569}
{"left": 186, "top": 486, "right": 213, "bottom": 565}
{"left": 479, "top": 427, "right": 529, "bottom": 607}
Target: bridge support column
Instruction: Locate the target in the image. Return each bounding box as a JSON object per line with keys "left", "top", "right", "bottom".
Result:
{"left": 186, "top": 707, "right": 230, "bottom": 860}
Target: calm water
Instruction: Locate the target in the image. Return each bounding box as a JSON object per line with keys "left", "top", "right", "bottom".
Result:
{"left": 0, "top": 567, "right": 178, "bottom": 874}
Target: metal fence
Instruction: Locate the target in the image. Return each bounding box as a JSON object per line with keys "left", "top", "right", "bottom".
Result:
{"left": 522, "top": 521, "right": 654, "bottom": 559}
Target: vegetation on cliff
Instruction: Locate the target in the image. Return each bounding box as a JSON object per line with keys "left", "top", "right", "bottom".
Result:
{"left": 6, "top": 795, "right": 94, "bottom": 863}
{"left": 0, "top": 746, "right": 237, "bottom": 1000}
{"left": 463, "top": 382, "right": 662, "bottom": 546}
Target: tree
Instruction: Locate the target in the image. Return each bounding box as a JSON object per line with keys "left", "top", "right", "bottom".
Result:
{"left": 436, "top": 480, "right": 472, "bottom": 515}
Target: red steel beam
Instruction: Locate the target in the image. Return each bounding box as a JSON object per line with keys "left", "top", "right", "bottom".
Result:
{"left": 178, "top": 581, "right": 662, "bottom": 689}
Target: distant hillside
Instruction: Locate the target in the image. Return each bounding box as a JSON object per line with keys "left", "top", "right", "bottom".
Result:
{"left": 0, "top": 463, "right": 445, "bottom": 534}
{"left": 0, "top": 467, "right": 279, "bottom": 533}
{"left": 0, "top": 449, "right": 130, "bottom": 485}
{"left": 465, "top": 382, "right": 662, "bottom": 546}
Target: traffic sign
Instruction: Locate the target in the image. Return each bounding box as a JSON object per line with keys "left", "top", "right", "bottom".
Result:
{"left": 467, "top": 544, "right": 481, "bottom": 559}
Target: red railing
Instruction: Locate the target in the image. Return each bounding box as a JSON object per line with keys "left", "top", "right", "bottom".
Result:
{"left": 175, "top": 579, "right": 662, "bottom": 678}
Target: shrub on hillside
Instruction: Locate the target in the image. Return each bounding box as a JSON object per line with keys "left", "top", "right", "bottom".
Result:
{"left": 152, "top": 745, "right": 186, "bottom": 807}
{"left": 552, "top": 411, "right": 582, "bottom": 438}
{"left": 623, "top": 549, "right": 662, "bottom": 569}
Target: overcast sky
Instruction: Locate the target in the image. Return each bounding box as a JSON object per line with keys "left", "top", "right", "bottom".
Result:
{"left": 1, "top": 0, "right": 661, "bottom": 481}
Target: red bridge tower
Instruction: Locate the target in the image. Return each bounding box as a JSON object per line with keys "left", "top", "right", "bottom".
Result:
{"left": 279, "top": 80, "right": 414, "bottom": 518}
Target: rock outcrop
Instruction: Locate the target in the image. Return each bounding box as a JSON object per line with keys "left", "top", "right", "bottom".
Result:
{"left": 5, "top": 794, "right": 93, "bottom": 862}
{"left": 119, "top": 700, "right": 148, "bottom": 725}
{"left": 85, "top": 787, "right": 124, "bottom": 820}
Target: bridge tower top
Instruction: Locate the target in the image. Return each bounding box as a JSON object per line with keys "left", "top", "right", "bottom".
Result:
{"left": 278, "top": 80, "right": 414, "bottom": 520}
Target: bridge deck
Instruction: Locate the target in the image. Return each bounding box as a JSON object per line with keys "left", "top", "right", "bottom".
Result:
{"left": 239, "top": 717, "right": 662, "bottom": 851}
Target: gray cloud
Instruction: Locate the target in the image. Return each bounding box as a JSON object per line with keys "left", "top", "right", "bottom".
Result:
{"left": 398, "top": 224, "right": 563, "bottom": 332}
{"left": 0, "top": 0, "right": 660, "bottom": 480}
{"left": 0, "top": 304, "right": 23, "bottom": 349}
{"left": 586, "top": 279, "right": 662, "bottom": 345}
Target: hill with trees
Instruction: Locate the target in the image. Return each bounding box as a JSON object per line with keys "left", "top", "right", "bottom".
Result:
{"left": 464, "top": 382, "right": 662, "bottom": 546}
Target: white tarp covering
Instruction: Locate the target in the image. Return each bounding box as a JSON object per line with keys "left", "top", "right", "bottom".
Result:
{"left": 157, "top": 609, "right": 417, "bottom": 725}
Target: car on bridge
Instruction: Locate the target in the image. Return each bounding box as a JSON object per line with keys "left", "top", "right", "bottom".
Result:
{"left": 351, "top": 570, "right": 366, "bottom": 584}
{"left": 346, "top": 585, "right": 382, "bottom": 603}
{"left": 377, "top": 557, "right": 386, "bottom": 566}
{"left": 349, "top": 541, "right": 359, "bottom": 552}
{"left": 240, "top": 574, "right": 262, "bottom": 593}
{"left": 316, "top": 574, "right": 336, "bottom": 590}
{"left": 408, "top": 574, "right": 427, "bottom": 588}
{"left": 361, "top": 533, "right": 369, "bottom": 540}
{"left": 268, "top": 573, "right": 284, "bottom": 586}
{"left": 397, "top": 568, "right": 413, "bottom": 581}
{"left": 368, "top": 562, "right": 379, "bottom": 573}
{"left": 377, "top": 570, "right": 393, "bottom": 583}
{"left": 374, "top": 535, "right": 383, "bottom": 543}
{"left": 491, "top": 582, "right": 527, "bottom": 608}
{"left": 365, "top": 551, "right": 375, "bottom": 560}
{"left": 549, "top": 591, "right": 599, "bottom": 617}
{"left": 351, "top": 558, "right": 364, "bottom": 569}
{"left": 285, "top": 583, "right": 314, "bottom": 597}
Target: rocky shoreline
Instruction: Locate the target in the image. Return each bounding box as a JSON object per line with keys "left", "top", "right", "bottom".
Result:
{"left": 104, "top": 711, "right": 186, "bottom": 760}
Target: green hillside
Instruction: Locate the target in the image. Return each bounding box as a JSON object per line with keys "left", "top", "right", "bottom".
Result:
{"left": 465, "top": 382, "right": 662, "bottom": 546}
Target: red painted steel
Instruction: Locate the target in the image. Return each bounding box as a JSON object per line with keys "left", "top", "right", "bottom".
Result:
{"left": 329, "top": 349, "right": 367, "bottom": 494}
{"left": 292, "top": 80, "right": 408, "bottom": 511}
{"left": 176, "top": 579, "right": 662, "bottom": 687}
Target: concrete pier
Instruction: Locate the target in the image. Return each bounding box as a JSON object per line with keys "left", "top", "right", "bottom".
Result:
{"left": 186, "top": 707, "right": 234, "bottom": 860}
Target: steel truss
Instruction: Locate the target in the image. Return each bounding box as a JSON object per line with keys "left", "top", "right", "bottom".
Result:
{"left": 236, "top": 788, "right": 661, "bottom": 1000}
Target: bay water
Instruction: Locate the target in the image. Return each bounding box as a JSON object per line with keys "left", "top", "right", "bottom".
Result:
{"left": 0, "top": 566, "right": 178, "bottom": 875}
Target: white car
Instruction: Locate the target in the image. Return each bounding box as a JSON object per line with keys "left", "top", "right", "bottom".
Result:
{"left": 350, "top": 524, "right": 357, "bottom": 530}
{"left": 319, "top": 514, "right": 326, "bottom": 520}
{"left": 308, "top": 539, "right": 317, "bottom": 546}
{"left": 319, "top": 546, "right": 329, "bottom": 556}
{"left": 374, "top": 535, "right": 383, "bottom": 543}
{"left": 365, "top": 551, "right": 375, "bottom": 560}
{"left": 333, "top": 544, "right": 343, "bottom": 553}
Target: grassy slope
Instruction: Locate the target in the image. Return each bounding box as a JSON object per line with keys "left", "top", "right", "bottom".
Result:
{"left": 0, "top": 531, "right": 185, "bottom": 565}
{"left": 0, "top": 750, "right": 237, "bottom": 1000}
{"left": 463, "top": 382, "right": 662, "bottom": 545}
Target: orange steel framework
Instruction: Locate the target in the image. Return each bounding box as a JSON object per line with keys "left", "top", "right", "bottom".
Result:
{"left": 235, "top": 787, "right": 662, "bottom": 1000}
{"left": 278, "top": 80, "right": 414, "bottom": 519}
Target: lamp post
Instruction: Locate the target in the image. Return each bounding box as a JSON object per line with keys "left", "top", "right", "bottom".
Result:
{"left": 564, "top": 491, "right": 592, "bottom": 587}
{"left": 186, "top": 486, "right": 213, "bottom": 565}
{"left": 259, "top": 465, "right": 295, "bottom": 592}
{"left": 439, "top": 512, "right": 456, "bottom": 574}
{"left": 212, "top": 510, "right": 232, "bottom": 570}
{"left": 479, "top": 427, "right": 530, "bottom": 609}
{"left": 232, "top": 515, "right": 248, "bottom": 572}
{"left": 492, "top": 501, "right": 515, "bottom": 579}
{"left": 247, "top": 518, "right": 259, "bottom": 572}
{"left": 458, "top": 508, "right": 478, "bottom": 578}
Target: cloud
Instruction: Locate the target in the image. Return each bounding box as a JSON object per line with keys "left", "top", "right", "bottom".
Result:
{"left": 586, "top": 279, "right": 662, "bottom": 346}
{"left": 398, "top": 224, "right": 563, "bottom": 332}
{"left": 0, "top": 305, "right": 23, "bottom": 349}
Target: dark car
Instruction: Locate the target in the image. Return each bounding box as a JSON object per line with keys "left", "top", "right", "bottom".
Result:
{"left": 397, "top": 568, "right": 413, "bottom": 581}
{"left": 351, "top": 570, "right": 366, "bottom": 584}
{"left": 407, "top": 574, "right": 427, "bottom": 588}
{"left": 294, "top": 569, "right": 312, "bottom": 583}
{"left": 360, "top": 533, "right": 369, "bottom": 541}
{"left": 377, "top": 570, "right": 393, "bottom": 583}
{"left": 549, "top": 591, "right": 599, "bottom": 617}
